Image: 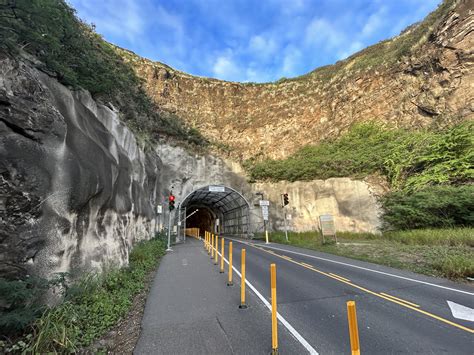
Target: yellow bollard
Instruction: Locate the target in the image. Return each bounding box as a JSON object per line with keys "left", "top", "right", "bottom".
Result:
{"left": 347, "top": 301, "right": 361, "bottom": 355}
{"left": 211, "top": 234, "right": 214, "bottom": 258}
{"left": 270, "top": 264, "right": 278, "bottom": 354}
{"left": 220, "top": 238, "right": 225, "bottom": 273}
{"left": 239, "top": 249, "right": 247, "bottom": 309}
{"left": 214, "top": 235, "right": 219, "bottom": 265}
{"left": 227, "top": 242, "right": 233, "bottom": 286}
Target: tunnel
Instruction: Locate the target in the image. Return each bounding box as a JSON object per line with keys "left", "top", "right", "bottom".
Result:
{"left": 177, "top": 185, "right": 250, "bottom": 238}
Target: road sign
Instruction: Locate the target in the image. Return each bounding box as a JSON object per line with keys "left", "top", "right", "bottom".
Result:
{"left": 216, "top": 218, "right": 220, "bottom": 226}
{"left": 320, "top": 214, "right": 336, "bottom": 237}
{"left": 261, "top": 205, "right": 269, "bottom": 221}
{"left": 259, "top": 200, "right": 270, "bottom": 206}
{"left": 157, "top": 205, "right": 163, "bottom": 214}
{"left": 178, "top": 221, "right": 182, "bottom": 226}
{"left": 209, "top": 186, "right": 225, "bottom": 192}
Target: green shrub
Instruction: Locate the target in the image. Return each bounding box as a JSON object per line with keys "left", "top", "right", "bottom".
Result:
{"left": 382, "top": 185, "right": 474, "bottom": 230}
{"left": 0, "top": 277, "right": 49, "bottom": 334}
{"left": 0, "top": 236, "right": 166, "bottom": 353}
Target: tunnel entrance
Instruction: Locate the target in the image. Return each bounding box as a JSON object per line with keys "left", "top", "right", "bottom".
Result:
{"left": 177, "top": 185, "right": 250, "bottom": 238}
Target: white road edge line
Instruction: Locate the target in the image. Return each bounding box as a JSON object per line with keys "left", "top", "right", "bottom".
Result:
{"left": 215, "top": 249, "right": 319, "bottom": 355}
{"left": 228, "top": 238, "right": 474, "bottom": 296}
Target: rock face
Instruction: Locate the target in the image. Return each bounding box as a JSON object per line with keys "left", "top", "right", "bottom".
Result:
{"left": 157, "top": 143, "right": 383, "bottom": 237}
{"left": 0, "top": 53, "right": 161, "bottom": 280}
{"left": 129, "top": 0, "right": 473, "bottom": 160}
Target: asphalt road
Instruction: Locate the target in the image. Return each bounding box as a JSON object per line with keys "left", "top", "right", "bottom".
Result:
{"left": 220, "top": 237, "right": 474, "bottom": 354}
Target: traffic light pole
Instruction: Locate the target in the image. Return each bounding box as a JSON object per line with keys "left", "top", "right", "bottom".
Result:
{"left": 166, "top": 209, "right": 173, "bottom": 251}
{"left": 281, "top": 194, "right": 289, "bottom": 242}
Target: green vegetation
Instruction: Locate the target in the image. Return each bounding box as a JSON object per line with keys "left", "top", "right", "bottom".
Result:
{"left": 0, "top": 0, "right": 207, "bottom": 147}
{"left": 0, "top": 236, "right": 166, "bottom": 353}
{"left": 246, "top": 122, "right": 473, "bottom": 187}
{"left": 257, "top": 229, "right": 474, "bottom": 280}
{"left": 246, "top": 122, "right": 473, "bottom": 229}
{"left": 382, "top": 185, "right": 473, "bottom": 230}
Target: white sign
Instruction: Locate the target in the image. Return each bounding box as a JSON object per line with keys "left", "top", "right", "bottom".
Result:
{"left": 286, "top": 214, "right": 292, "bottom": 220}
{"left": 209, "top": 186, "right": 226, "bottom": 192}
{"left": 157, "top": 205, "right": 163, "bottom": 214}
{"left": 216, "top": 218, "right": 220, "bottom": 226}
{"left": 178, "top": 221, "right": 182, "bottom": 226}
{"left": 261, "top": 205, "right": 269, "bottom": 221}
{"left": 259, "top": 200, "right": 270, "bottom": 206}
{"left": 319, "top": 214, "right": 335, "bottom": 236}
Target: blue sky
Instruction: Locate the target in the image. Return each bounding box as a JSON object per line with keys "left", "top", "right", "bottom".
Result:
{"left": 69, "top": 0, "right": 441, "bottom": 82}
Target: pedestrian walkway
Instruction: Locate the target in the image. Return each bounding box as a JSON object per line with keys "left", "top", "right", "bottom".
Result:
{"left": 134, "top": 238, "right": 305, "bottom": 354}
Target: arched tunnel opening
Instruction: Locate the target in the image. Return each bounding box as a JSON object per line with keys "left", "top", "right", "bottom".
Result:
{"left": 185, "top": 207, "right": 214, "bottom": 234}
{"left": 176, "top": 185, "right": 250, "bottom": 238}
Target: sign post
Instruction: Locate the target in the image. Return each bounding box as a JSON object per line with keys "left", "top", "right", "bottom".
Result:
{"left": 260, "top": 200, "right": 270, "bottom": 244}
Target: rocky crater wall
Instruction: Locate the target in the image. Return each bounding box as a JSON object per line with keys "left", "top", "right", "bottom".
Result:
{"left": 0, "top": 53, "right": 161, "bottom": 280}
{"left": 131, "top": 0, "right": 473, "bottom": 160}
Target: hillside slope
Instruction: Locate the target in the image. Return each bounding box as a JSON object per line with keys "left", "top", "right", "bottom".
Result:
{"left": 128, "top": 0, "right": 473, "bottom": 160}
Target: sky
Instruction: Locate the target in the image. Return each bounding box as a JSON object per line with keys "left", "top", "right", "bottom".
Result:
{"left": 68, "top": 0, "right": 441, "bottom": 83}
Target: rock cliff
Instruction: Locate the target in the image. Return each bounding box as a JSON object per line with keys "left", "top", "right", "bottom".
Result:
{"left": 129, "top": 0, "right": 473, "bottom": 160}
{"left": 0, "top": 53, "right": 161, "bottom": 280}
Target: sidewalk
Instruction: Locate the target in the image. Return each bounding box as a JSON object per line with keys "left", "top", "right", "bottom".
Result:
{"left": 134, "top": 238, "right": 305, "bottom": 354}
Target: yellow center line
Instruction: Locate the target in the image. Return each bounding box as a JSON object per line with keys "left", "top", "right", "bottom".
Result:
{"left": 380, "top": 293, "right": 420, "bottom": 308}
{"left": 329, "top": 273, "right": 351, "bottom": 282}
{"left": 245, "top": 241, "right": 474, "bottom": 334}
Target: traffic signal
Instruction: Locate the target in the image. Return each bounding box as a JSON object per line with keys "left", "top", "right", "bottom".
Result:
{"left": 169, "top": 194, "right": 175, "bottom": 211}
{"left": 283, "top": 193, "right": 289, "bottom": 206}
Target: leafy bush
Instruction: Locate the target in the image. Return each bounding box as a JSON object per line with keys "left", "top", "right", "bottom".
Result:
{"left": 0, "top": 0, "right": 207, "bottom": 147}
{"left": 246, "top": 122, "right": 473, "bottom": 187}
{"left": 0, "top": 277, "right": 49, "bottom": 334}
{"left": 381, "top": 185, "right": 474, "bottom": 230}
{"left": 0, "top": 236, "right": 166, "bottom": 353}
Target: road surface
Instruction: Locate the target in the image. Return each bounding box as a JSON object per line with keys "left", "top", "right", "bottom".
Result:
{"left": 221, "top": 237, "right": 474, "bottom": 354}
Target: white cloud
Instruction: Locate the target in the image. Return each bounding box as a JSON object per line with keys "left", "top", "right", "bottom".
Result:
{"left": 71, "top": 0, "right": 145, "bottom": 43}
{"left": 361, "top": 6, "right": 388, "bottom": 38}
{"left": 212, "top": 50, "right": 241, "bottom": 81}
{"left": 305, "top": 18, "right": 345, "bottom": 50}
{"left": 281, "top": 45, "right": 302, "bottom": 77}
{"left": 248, "top": 35, "right": 278, "bottom": 58}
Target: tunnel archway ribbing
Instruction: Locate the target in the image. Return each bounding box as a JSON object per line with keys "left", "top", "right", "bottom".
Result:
{"left": 178, "top": 185, "right": 250, "bottom": 237}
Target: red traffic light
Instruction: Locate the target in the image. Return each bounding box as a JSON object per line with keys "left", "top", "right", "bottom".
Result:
{"left": 169, "top": 194, "right": 175, "bottom": 201}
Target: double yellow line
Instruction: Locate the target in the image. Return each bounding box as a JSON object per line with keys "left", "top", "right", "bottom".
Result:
{"left": 241, "top": 240, "right": 474, "bottom": 334}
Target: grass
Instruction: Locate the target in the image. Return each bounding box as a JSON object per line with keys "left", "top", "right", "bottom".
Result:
{"left": 0, "top": 235, "right": 166, "bottom": 354}
{"left": 256, "top": 228, "right": 474, "bottom": 280}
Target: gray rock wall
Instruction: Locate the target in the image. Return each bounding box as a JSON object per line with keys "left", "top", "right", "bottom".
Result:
{"left": 157, "top": 144, "right": 383, "bottom": 236}
{"left": 0, "top": 52, "right": 383, "bottom": 282}
{"left": 0, "top": 54, "right": 160, "bottom": 280}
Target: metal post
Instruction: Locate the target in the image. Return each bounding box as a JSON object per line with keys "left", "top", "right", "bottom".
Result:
{"left": 271, "top": 263, "right": 278, "bottom": 354}
{"left": 284, "top": 210, "right": 289, "bottom": 242}
{"left": 183, "top": 208, "right": 187, "bottom": 243}
{"left": 166, "top": 209, "right": 173, "bottom": 251}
